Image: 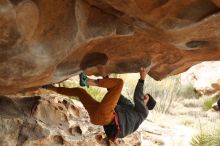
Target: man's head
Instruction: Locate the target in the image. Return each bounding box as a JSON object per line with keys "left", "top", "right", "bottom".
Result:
{"left": 144, "top": 94, "right": 156, "bottom": 110}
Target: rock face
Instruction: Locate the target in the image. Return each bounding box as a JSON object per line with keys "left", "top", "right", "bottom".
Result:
{"left": 1, "top": 91, "right": 108, "bottom": 146}
{"left": 0, "top": 90, "right": 196, "bottom": 146}
{"left": 1, "top": 0, "right": 220, "bottom": 94}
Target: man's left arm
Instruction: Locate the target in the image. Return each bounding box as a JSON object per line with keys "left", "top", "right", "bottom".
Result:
{"left": 133, "top": 67, "right": 151, "bottom": 117}
{"left": 133, "top": 79, "right": 148, "bottom": 117}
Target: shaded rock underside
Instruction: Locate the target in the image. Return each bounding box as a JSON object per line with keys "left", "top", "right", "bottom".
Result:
{"left": 1, "top": 0, "right": 220, "bottom": 94}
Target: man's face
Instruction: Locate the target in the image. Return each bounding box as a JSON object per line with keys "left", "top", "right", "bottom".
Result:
{"left": 144, "top": 94, "right": 149, "bottom": 105}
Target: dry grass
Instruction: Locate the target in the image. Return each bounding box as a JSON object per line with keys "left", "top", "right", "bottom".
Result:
{"left": 191, "top": 127, "right": 220, "bottom": 146}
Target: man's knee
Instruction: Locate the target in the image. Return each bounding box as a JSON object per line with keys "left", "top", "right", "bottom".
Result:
{"left": 118, "top": 78, "right": 123, "bottom": 83}
{"left": 117, "top": 78, "right": 124, "bottom": 87}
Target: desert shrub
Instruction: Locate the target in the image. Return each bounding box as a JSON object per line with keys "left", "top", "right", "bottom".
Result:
{"left": 182, "top": 99, "right": 201, "bottom": 108}
{"left": 144, "top": 75, "right": 182, "bottom": 114}
{"left": 191, "top": 132, "right": 212, "bottom": 146}
{"left": 179, "top": 82, "right": 198, "bottom": 99}
{"left": 202, "top": 97, "right": 217, "bottom": 111}
{"left": 191, "top": 128, "right": 220, "bottom": 146}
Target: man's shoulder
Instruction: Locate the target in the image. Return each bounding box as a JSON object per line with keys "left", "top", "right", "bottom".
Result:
{"left": 115, "top": 105, "right": 138, "bottom": 117}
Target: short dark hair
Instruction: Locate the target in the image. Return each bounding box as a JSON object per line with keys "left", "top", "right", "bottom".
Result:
{"left": 146, "top": 94, "right": 156, "bottom": 110}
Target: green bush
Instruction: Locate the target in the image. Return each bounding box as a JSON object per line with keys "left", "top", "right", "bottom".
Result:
{"left": 191, "top": 128, "right": 220, "bottom": 146}
{"left": 202, "top": 97, "right": 217, "bottom": 111}
{"left": 191, "top": 132, "right": 212, "bottom": 146}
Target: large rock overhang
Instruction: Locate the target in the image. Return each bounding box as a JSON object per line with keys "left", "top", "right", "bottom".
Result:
{"left": 0, "top": 0, "right": 220, "bottom": 94}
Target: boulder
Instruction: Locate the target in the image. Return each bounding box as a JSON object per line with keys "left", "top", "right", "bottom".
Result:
{"left": 1, "top": 0, "right": 220, "bottom": 94}
{"left": 0, "top": 90, "right": 196, "bottom": 146}
{"left": 181, "top": 61, "right": 220, "bottom": 96}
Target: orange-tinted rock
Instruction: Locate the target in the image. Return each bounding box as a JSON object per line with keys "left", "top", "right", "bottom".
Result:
{"left": 1, "top": 0, "right": 220, "bottom": 94}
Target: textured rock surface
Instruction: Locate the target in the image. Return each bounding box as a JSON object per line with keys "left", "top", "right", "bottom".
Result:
{"left": 1, "top": 0, "right": 220, "bottom": 94}
{"left": 0, "top": 90, "right": 196, "bottom": 146}
{"left": 2, "top": 91, "right": 106, "bottom": 146}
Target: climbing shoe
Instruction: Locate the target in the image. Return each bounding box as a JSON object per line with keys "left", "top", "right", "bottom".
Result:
{"left": 79, "top": 72, "right": 89, "bottom": 87}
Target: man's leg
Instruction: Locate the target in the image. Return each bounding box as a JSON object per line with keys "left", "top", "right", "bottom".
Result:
{"left": 52, "top": 87, "right": 100, "bottom": 119}
{"left": 48, "top": 77, "right": 123, "bottom": 125}
{"left": 88, "top": 78, "right": 123, "bottom": 125}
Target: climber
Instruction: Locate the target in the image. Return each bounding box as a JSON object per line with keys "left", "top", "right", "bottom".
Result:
{"left": 43, "top": 67, "right": 156, "bottom": 141}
